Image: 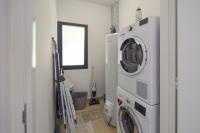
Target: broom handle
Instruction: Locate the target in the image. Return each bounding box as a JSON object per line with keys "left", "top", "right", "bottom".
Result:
{"left": 92, "top": 65, "right": 95, "bottom": 82}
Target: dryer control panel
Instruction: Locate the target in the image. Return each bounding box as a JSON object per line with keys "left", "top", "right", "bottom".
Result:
{"left": 139, "top": 18, "right": 148, "bottom": 26}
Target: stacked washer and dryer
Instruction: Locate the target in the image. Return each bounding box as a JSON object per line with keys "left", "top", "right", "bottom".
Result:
{"left": 117, "top": 17, "right": 160, "bottom": 133}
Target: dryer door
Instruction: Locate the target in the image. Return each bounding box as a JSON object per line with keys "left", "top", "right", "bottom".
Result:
{"left": 118, "top": 106, "right": 142, "bottom": 133}
{"left": 120, "top": 37, "right": 147, "bottom": 75}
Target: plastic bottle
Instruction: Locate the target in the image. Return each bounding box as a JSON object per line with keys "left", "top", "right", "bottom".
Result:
{"left": 136, "top": 7, "right": 142, "bottom": 21}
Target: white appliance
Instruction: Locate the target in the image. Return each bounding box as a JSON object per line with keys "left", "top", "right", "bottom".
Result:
{"left": 118, "top": 17, "right": 160, "bottom": 105}
{"left": 117, "top": 87, "right": 159, "bottom": 133}
{"left": 105, "top": 33, "right": 118, "bottom": 126}
{"left": 105, "top": 100, "right": 116, "bottom": 126}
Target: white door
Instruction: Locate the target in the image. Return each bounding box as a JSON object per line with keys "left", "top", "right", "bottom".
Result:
{"left": 0, "top": 0, "right": 33, "bottom": 133}
{"left": 178, "top": 0, "right": 200, "bottom": 132}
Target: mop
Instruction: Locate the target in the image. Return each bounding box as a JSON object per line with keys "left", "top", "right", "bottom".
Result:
{"left": 89, "top": 65, "right": 100, "bottom": 105}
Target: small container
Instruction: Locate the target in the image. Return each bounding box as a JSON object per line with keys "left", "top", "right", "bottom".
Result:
{"left": 136, "top": 7, "right": 142, "bottom": 21}
{"left": 72, "top": 92, "right": 88, "bottom": 110}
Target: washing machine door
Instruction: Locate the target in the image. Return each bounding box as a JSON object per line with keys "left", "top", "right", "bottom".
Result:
{"left": 120, "top": 37, "right": 147, "bottom": 75}
{"left": 118, "top": 106, "right": 142, "bottom": 133}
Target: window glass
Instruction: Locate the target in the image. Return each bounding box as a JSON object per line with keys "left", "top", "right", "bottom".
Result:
{"left": 57, "top": 22, "right": 88, "bottom": 70}
{"left": 62, "top": 25, "right": 85, "bottom": 66}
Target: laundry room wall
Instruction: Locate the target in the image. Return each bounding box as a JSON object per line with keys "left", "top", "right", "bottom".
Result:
{"left": 118, "top": 0, "right": 160, "bottom": 29}
{"left": 33, "top": 0, "right": 57, "bottom": 132}
{"left": 0, "top": 1, "right": 10, "bottom": 132}
{"left": 57, "top": 0, "right": 111, "bottom": 98}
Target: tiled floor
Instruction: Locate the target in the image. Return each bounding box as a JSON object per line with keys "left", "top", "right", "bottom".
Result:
{"left": 75, "top": 98, "right": 117, "bottom": 133}
{"left": 58, "top": 98, "right": 117, "bottom": 133}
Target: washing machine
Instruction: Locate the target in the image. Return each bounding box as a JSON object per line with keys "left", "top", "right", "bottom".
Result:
{"left": 118, "top": 17, "right": 160, "bottom": 105}
{"left": 117, "top": 87, "right": 159, "bottom": 133}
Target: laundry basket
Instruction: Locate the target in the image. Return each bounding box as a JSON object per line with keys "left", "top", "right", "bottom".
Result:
{"left": 72, "top": 92, "right": 88, "bottom": 110}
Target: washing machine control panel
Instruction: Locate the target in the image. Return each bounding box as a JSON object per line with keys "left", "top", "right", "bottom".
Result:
{"left": 135, "top": 102, "right": 146, "bottom": 116}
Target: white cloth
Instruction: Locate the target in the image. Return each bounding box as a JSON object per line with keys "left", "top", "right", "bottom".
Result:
{"left": 64, "top": 73, "right": 75, "bottom": 91}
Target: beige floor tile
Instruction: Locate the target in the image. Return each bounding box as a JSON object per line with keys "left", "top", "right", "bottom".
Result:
{"left": 76, "top": 98, "right": 104, "bottom": 114}
{"left": 82, "top": 112, "right": 92, "bottom": 123}
{"left": 92, "top": 118, "right": 117, "bottom": 133}
{"left": 74, "top": 98, "right": 117, "bottom": 133}
{"left": 90, "top": 109, "right": 104, "bottom": 121}
{"left": 76, "top": 122, "right": 94, "bottom": 133}
{"left": 76, "top": 114, "right": 84, "bottom": 125}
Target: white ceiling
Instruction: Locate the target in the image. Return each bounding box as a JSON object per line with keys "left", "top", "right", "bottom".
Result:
{"left": 77, "top": 0, "right": 116, "bottom": 6}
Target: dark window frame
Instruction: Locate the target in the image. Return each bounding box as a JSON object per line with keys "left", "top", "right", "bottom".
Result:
{"left": 57, "top": 21, "right": 88, "bottom": 70}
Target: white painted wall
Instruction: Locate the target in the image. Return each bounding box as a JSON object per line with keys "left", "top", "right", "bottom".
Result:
{"left": 57, "top": 0, "right": 111, "bottom": 97}
{"left": 33, "top": 0, "right": 57, "bottom": 132}
{"left": 0, "top": 1, "right": 10, "bottom": 133}
{"left": 178, "top": 0, "right": 200, "bottom": 132}
{"left": 78, "top": 0, "right": 115, "bottom": 6}
{"left": 118, "top": 0, "right": 160, "bottom": 29}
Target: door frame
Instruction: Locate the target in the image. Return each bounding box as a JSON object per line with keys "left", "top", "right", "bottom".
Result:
{"left": 160, "top": 0, "right": 177, "bottom": 133}
{"left": 25, "top": 0, "right": 34, "bottom": 133}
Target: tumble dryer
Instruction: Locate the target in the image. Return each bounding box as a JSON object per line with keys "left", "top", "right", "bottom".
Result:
{"left": 118, "top": 17, "right": 160, "bottom": 105}
{"left": 117, "top": 87, "right": 160, "bottom": 133}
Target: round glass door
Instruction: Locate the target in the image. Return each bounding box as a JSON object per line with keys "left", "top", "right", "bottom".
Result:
{"left": 120, "top": 38, "right": 147, "bottom": 75}
{"left": 118, "top": 107, "right": 142, "bottom": 133}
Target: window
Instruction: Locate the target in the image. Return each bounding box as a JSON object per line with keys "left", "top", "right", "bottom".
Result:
{"left": 57, "top": 22, "right": 88, "bottom": 70}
